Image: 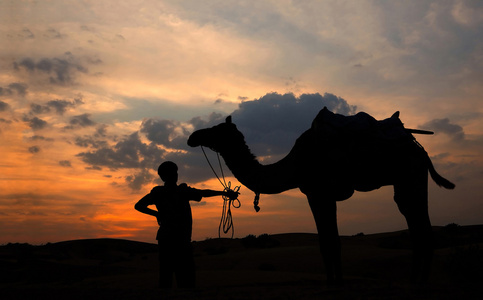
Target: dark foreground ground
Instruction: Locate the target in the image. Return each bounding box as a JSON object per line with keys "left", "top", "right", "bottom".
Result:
{"left": 1, "top": 225, "right": 482, "bottom": 299}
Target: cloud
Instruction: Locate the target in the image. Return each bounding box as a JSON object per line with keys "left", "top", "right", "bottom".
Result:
{"left": 140, "top": 119, "right": 177, "bottom": 145}
{"left": 59, "top": 160, "right": 72, "bottom": 167}
{"left": 74, "top": 136, "right": 108, "bottom": 149}
{"left": 140, "top": 118, "right": 190, "bottom": 149}
{"left": 13, "top": 56, "right": 88, "bottom": 85}
{"left": 44, "top": 28, "right": 63, "bottom": 39}
{"left": 23, "top": 116, "right": 48, "bottom": 130}
{"left": 67, "top": 113, "right": 96, "bottom": 128}
{"left": 189, "top": 112, "right": 225, "bottom": 130}
{"left": 96, "top": 124, "right": 108, "bottom": 137}
{"left": 0, "top": 101, "right": 9, "bottom": 111}
{"left": 28, "top": 146, "right": 40, "bottom": 153}
{"left": 20, "top": 28, "right": 35, "bottom": 39}
{"left": 29, "top": 98, "right": 84, "bottom": 117}
{"left": 29, "top": 135, "right": 54, "bottom": 142}
{"left": 48, "top": 98, "right": 83, "bottom": 115}
{"left": 76, "top": 132, "right": 165, "bottom": 170}
{"left": 0, "top": 83, "right": 28, "bottom": 97}
{"left": 419, "top": 118, "right": 465, "bottom": 141}
{"left": 228, "top": 92, "right": 357, "bottom": 156}
{"left": 125, "top": 169, "right": 155, "bottom": 191}
{"left": 30, "top": 103, "right": 51, "bottom": 114}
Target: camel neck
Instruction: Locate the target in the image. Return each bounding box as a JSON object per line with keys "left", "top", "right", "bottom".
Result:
{"left": 217, "top": 140, "right": 299, "bottom": 195}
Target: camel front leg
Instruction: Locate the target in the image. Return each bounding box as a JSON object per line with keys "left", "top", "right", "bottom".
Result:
{"left": 307, "top": 195, "right": 342, "bottom": 284}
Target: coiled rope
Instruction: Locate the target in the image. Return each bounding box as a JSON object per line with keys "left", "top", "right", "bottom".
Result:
{"left": 200, "top": 146, "right": 241, "bottom": 238}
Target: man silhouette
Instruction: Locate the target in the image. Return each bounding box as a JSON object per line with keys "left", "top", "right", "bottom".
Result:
{"left": 135, "top": 161, "right": 238, "bottom": 288}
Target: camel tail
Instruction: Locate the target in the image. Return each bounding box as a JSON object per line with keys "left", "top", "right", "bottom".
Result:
{"left": 427, "top": 156, "right": 455, "bottom": 189}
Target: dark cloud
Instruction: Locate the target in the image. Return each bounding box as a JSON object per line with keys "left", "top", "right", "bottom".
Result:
{"left": 59, "top": 160, "right": 72, "bottom": 167}
{"left": 0, "top": 83, "right": 28, "bottom": 97}
{"left": 194, "top": 92, "right": 356, "bottom": 156}
{"left": 140, "top": 118, "right": 190, "bottom": 148}
{"left": 14, "top": 56, "right": 88, "bottom": 85}
{"left": 189, "top": 112, "right": 225, "bottom": 130}
{"left": 86, "top": 166, "right": 102, "bottom": 171}
{"left": 23, "top": 116, "right": 48, "bottom": 130}
{"left": 80, "top": 25, "right": 95, "bottom": 32}
{"left": 28, "top": 146, "right": 40, "bottom": 153}
{"left": 22, "top": 28, "right": 35, "bottom": 39}
{"left": 420, "top": 118, "right": 465, "bottom": 141}
{"left": 29, "top": 135, "right": 54, "bottom": 142}
{"left": 0, "top": 101, "right": 9, "bottom": 111}
{"left": 45, "top": 28, "right": 63, "bottom": 39}
{"left": 77, "top": 131, "right": 169, "bottom": 191}
{"left": 74, "top": 136, "right": 108, "bottom": 149}
{"left": 8, "top": 83, "right": 28, "bottom": 96}
{"left": 96, "top": 124, "right": 108, "bottom": 137}
{"left": 30, "top": 98, "right": 83, "bottom": 116}
{"left": 77, "top": 132, "right": 165, "bottom": 170}
{"left": 126, "top": 169, "right": 155, "bottom": 191}
{"left": 67, "top": 113, "right": 96, "bottom": 128}
{"left": 140, "top": 119, "right": 176, "bottom": 145}
{"left": 30, "top": 103, "right": 51, "bottom": 114}
{"left": 48, "top": 98, "right": 82, "bottom": 114}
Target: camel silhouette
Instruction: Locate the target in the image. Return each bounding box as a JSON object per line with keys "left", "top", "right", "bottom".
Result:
{"left": 187, "top": 107, "right": 455, "bottom": 284}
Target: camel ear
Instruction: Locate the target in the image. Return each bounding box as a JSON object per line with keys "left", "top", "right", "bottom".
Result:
{"left": 391, "top": 111, "right": 400, "bottom": 119}
{"left": 226, "top": 116, "right": 232, "bottom": 123}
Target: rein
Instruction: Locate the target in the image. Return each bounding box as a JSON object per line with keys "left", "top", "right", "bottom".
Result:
{"left": 200, "top": 146, "right": 241, "bottom": 238}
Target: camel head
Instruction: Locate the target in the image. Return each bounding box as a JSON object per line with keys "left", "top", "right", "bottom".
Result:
{"left": 187, "top": 116, "right": 244, "bottom": 153}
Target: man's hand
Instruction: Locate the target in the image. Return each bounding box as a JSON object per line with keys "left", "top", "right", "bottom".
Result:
{"left": 225, "top": 189, "right": 239, "bottom": 200}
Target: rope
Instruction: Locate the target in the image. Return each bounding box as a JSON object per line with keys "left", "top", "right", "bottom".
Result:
{"left": 201, "top": 146, "right": 226, "bottom": 188}
{"left": 200, "top": 146, "right": 241, "bottom": 238}
{"left": 219, "top": 183, "right": 240, "bottom": 238}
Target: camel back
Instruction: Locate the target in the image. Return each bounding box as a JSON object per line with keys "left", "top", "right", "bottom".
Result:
{"left": 311, "top": 107, "right": 409, "bottom": 142}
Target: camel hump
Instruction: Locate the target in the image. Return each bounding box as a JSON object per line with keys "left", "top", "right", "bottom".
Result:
{"left": 311, "top": 107, "right": 376, "bottom": 136}
{"left": 311, "top": 107, "right": 407, "bottom": 140}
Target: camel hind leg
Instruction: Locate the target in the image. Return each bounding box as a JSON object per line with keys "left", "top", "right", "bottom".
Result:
{"left": 394, "top": 170, "right": 433, "bottom": 283}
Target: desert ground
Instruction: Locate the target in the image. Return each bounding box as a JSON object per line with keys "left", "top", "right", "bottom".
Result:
{"left": 1, "top": 225, "right": 482, "bottom": 299}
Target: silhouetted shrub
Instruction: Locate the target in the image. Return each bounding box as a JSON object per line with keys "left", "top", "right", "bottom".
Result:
{"left": 241, "top": 234, "right": 256, "bottom": 248}
{"left": 443, "top": 223, "right": 460, "bottom": 234}
{"left": 241, "top": 234, "right": 280, "bottom": 248}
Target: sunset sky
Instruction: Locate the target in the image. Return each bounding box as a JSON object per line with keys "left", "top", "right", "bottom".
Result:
{"left": 1, "top": 0, "right": 482, "bottom": 245}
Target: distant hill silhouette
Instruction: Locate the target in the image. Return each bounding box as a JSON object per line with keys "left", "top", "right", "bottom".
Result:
{"left": 1, "top": 225, "right": 482, "bottom": 299}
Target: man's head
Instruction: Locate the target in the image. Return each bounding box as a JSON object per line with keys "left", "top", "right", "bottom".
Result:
{"left": 157, "top": 161, "right": 178, "bottom": 184}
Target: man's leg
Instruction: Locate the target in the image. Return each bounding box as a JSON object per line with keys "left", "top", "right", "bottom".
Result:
{"left": 158, "top": 241, "right": 174, "bottom": 288}
{"left": 175, "top": 242, "right": 196, "bottom": 288}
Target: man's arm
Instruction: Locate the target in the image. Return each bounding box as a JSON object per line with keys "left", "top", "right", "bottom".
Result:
{"left": 134, "top": 194, "right": 158, "bottom": 217}
{"left": 199, "top": 189, "right": 239, "bottom": 199}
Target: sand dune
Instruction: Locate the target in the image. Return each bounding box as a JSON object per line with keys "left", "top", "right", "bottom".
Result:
{"left": 1, "top": 225, "right": 482, "bottom": 299}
